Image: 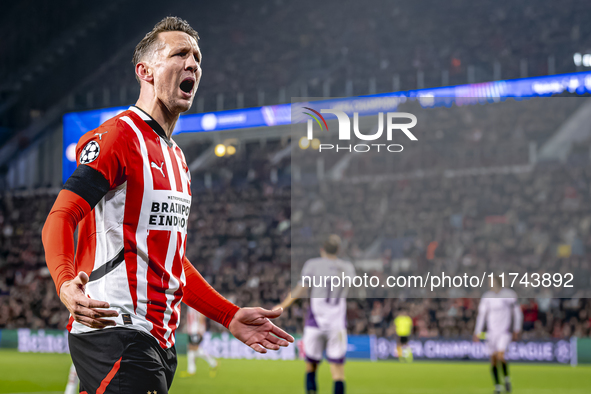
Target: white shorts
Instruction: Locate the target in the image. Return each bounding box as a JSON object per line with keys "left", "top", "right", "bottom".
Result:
{"left": 303, "top": 327, "right": 347, "bottom": 364}
{"left": 487, "top": 332, "right": 512, "bottom": 354}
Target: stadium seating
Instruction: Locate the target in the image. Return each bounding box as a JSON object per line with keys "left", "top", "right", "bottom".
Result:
{"left": 2, "top": 0, "right": 591, "bottom": 342}
{"left": 1, "top": 153, "right": 590, "bottom": 338}
{"left": 2, "top": 0, "right": 591, "bottom": 133}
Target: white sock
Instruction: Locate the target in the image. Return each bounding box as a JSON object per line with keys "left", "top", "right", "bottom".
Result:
{"left": 196, "top": 347, "right": 217, "bottom": 368}
{"left": 187, "top": 350, "right": 196, "bottom": 374}
{"left": 64, "top": 364, "right": 79, "bottom": 394}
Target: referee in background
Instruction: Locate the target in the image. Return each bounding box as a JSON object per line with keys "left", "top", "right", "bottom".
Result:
{"left": 394, "top": 309, "right": 413, "bottom": 362}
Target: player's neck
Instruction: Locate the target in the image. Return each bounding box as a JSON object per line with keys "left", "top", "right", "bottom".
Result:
{"left": 134, "top": 97, "right": 179, "bottom": 139}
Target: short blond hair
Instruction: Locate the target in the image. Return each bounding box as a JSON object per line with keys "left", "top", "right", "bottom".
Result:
{"left": 132, "top": 16, "right": 199, "bottom": 83}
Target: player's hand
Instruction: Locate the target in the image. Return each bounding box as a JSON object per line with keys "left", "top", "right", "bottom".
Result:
{"left": 59, "top": 271, "right": 119, "bottom": 329}
{"left": 272, "top": 304, "right": 283, "bottom": 310}
{"left": 512, "top": 332, "right": 520, "bottom": 341}
{"left": 228, "top": 307, "right": 295, "bottom": 353}
{"left": 472, "top": 334, "right": 480, "bottom": 343}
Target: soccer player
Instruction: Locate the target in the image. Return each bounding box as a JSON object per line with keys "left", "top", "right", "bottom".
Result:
{"left": 185, "top": 306, "right": 217, "bottom": 376}
{"left": 276, "top": 235, "right": 356, "bottom": 394}
{"left": 393, "top": 309, "right": 413, "bottom": 362}
{"left": 64, "top": 364, "right": 79, "bottom": 394}
{"left": 42, "top": 16, "right": 293, "bottom": 394}
{"left": 473, "top": 278, "right": 523, "bottom": 394}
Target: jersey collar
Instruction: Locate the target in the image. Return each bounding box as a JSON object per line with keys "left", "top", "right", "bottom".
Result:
{"left": 129, "top": 106, "right": 173, "bottom": 147}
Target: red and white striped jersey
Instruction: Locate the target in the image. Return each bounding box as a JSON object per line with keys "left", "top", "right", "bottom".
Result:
{"left": 70, "top": 106, "right": 192, "bottom": 349}
{"left": 185, "top": 306, "right": 206, "bottom": 335}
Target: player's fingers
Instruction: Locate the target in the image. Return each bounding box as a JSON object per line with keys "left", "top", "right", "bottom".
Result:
{"left": 73, "top": 315, "right": 115, "bottom": 329}
{"left": 72, "top": 304, "right": 117, "bottom": 326}
{"left": 73, "top": 315, "right": 103, "bottom": 329}
{"left": 250, "top": 343, "right": 267, "bottom": 354}
{"left": 92, "top": 317, "right": 117, "bottom": 327}
{"left": 260, "top": 339, "right": 280, "bottom": 351}
{"left": 78, "top": 297, "right": 113, "bottom": 311}
{"left": 74, "top": 304, "right": 118, "bottom": 320}
{"left": 264, "top": 334, "right": 289, "bottom": 347}
{"left": 257, "top": 307, "right": 282, "bottom": 319}
{"left": 270, "top": 323, "right": 295, "bottom": 342}
{"left": 88, "top": 307, "right": 119, "bottom": 318}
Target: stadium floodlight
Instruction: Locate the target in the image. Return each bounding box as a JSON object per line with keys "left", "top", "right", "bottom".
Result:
{"left": 574, "top": 52, "right": 591, "bottom": 67}
{"left": 227, "top": 145, "right": 236, "bottom": 155}
{"left": 574, "top": 53, "right": 582, "bottom": 66}
{"left": 299, "top": 136, "right": 310, "bottom": 149}
{"left": 311, "top": 138, "right": 321, "bottom": 150}
{"left": 215, "top": 144, "right": 226, "bottom": 157}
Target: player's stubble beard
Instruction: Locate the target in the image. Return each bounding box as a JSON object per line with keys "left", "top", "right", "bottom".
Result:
{"left": 154, "top": 78, "right": 194, "bottom": 117}
{"left": 152, "top": 59, "right": 199, "bottom": 117}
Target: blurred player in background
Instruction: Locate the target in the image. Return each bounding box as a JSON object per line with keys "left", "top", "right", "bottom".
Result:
{"left": 42, "top": 16, "right": 293, "bottom": 394}
{"left": 393, "top": 309, "right": 413, "bottom": 362}
{"left": 185, "top": 305, "right": 217, "bottom": 376}
{"left": 64, "top": 364, "right": 78, "bottom": 394}
{"left": 473, "top": 277, "right": 523, "bottom": 394}
{"left": 276, "top": 235, "right": 356, "bottom": 394}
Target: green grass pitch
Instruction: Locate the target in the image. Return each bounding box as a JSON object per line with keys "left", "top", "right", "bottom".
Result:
{"left": 0, "top": 349, "right": 589, "bottom": 394}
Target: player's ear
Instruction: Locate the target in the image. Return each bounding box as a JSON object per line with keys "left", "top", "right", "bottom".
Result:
{"left": 136, "top": 62, "right": 154, "bottom": 83}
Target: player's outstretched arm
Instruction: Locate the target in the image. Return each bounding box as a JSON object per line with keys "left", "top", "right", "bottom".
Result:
{"left": 182, "top": 257, "right": 294, "bottom": 353}
{"left": 228, "top": 307, "right": 295, "bottom": 353}
{"left": 274, "top": 283, "right": 307, "bottom": 310}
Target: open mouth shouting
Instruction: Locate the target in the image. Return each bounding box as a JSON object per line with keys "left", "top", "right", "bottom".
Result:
{"left": 179, "top": 77, "right": 195, "bottom": 98}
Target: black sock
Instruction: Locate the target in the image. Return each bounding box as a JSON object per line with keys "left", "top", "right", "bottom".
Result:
{"left": 491, "top": 365, "right": 500, "bottom": 385}
{"left": 306, "top": 372, "right": 317, "bottom": 394}
{"left": 334, "top": 380, "right": 345, "bottom": 394}
{"left": 501, "top": 361, "right": 508, "bottom": 377}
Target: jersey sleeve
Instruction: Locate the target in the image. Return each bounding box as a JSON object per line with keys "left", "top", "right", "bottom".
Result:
{"left": 512, "top": 298, "right": 523, "bottom": 333}
{"left": 347, "top": 261, "right": 356, "bottom": 277}
{"left": 300, "top": 260, "right": 313, "bottom": 285}
{"left": 474, "top": 298, "right": 488, "bottom": 335}
{"left": 44, "top": 119, "right": 130, "bottom": 295}
{"left": 42, "top": 189, "right": 92, "bottom": 295}
{"left": 64, "top": 121, "right": 129, "bottom": 207}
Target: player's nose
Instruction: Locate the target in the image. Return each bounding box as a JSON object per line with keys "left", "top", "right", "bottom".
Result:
{"left": 186, "top": 57, "right": 199, "bottom": 74}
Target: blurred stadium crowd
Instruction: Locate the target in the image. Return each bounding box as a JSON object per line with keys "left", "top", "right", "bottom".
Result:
{"left": 1, "top": 156, "right": 590, "bottom": 339}
{"left": 2, "top": 0, "right": 591, "bottom": 131}
{"left": 1, "top": 0, "right": 591, "bottom": 343}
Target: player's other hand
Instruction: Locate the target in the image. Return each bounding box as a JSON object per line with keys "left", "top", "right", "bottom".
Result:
{"left": 60, "top": 271, "right": 119, "bottom": 329}
{"left": 472, "top": 334, "right": 480, "bottom": 343}
{"left": 228, "top": 307, "right": 295, "bottom": 354}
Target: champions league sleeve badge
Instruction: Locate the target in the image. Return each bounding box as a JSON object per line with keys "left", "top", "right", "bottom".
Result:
{"left": 80, "top": 141, "right": 100, "bottom": 164}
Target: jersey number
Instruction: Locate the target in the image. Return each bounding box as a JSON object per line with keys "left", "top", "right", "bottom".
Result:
{"left": 325, "top": 287, "right": 343, "bottom": 305}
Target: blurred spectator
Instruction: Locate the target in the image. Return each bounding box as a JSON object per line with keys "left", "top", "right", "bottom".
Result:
{"left": 522, "top": 299, "right": 539, "bottom": 332}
